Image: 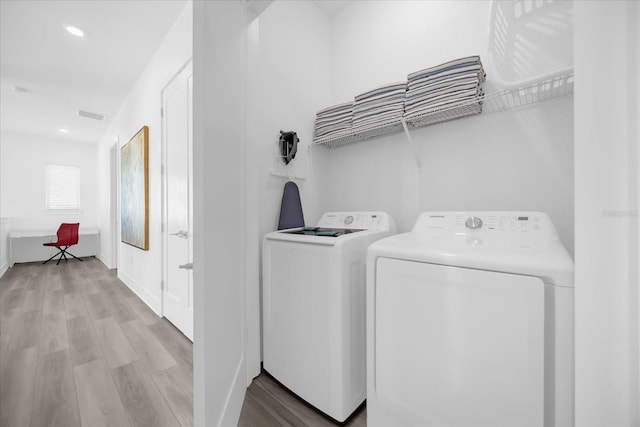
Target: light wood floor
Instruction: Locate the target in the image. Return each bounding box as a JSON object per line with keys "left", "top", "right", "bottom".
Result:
{"left": 0, "top": 257, "right": 193, "bottom": 427}
{"left": 1, "top": 257, "right": 366, "bottom": 427}
{"left": 239, "top": 373, "right": 366, "bottom": 427}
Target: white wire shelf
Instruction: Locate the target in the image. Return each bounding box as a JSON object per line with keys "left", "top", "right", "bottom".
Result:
{"left": 312, "top": 71, "right": 574, "bottom": 149}
{"left": 312, "top": 119, "right": 404, "bottom": 148}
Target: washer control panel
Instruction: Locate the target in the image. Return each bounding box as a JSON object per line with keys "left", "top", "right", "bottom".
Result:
{"left": 318, "top": 212, "right": 393, "bottom": 231}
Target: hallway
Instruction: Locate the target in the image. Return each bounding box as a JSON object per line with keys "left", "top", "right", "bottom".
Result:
{"left": 0, "top": 258, "right": 193, "bottom": 427}
{"left": 0, "top": 257, "right": 365, "bottom": 427}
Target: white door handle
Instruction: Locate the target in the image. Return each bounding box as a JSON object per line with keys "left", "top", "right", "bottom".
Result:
{"left": 179, "top": 263, "right": 193, "bottom": 270}
{"left": 170, "top": 230, "right": 188, "bottom": 238}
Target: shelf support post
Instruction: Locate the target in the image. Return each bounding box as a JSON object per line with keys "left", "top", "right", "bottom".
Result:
{"left": 400, "top": 117, "right": 422, "bottom": 170}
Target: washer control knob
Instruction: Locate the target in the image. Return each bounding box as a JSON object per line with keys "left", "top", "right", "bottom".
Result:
{"left": 344, "top": 215, "right": 354, "bottom": 226}
{"left": 465, "top": 216, "right": 483, "bottom": 230}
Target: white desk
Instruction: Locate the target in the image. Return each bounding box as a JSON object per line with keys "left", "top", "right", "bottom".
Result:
{"left": 9, "top": 228, "right": 99, "bottom": 266}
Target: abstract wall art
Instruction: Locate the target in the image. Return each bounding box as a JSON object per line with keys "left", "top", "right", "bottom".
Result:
{"left": 121, "top": 126, "right": 149, "bottom": 250}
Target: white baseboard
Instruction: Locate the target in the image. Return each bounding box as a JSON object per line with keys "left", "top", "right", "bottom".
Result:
{"left": 95, "top": 253, "right": 112, "bottom": 270}
{"left": 0, "top": 262, "right": 8, "bottom": 279}
{"left": 94, "top": 255, "right": 110, "bottom": 270}
{"left": 117, "top": 269, "right": 162, "bottom": 316}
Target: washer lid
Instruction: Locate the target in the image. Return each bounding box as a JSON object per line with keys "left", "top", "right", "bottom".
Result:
{"left": 280, "top": 227, "right": 365, "bottom": 237}
{"left": 265, "top": 227, "right": 381, "bottom": 246}
{"left": 369, "top": 211, "right": 574, "bottom": 287}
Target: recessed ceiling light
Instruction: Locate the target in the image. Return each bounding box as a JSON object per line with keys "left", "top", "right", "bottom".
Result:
{"left": 63, "top": 24, "right": 85, "bottom": 37}
{"left": 58, "top": 128, "right": 69, "bottom": 133}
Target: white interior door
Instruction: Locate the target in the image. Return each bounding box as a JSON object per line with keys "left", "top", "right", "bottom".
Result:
{"left": 163, "top": 61, "right": 193, "bottom": 341}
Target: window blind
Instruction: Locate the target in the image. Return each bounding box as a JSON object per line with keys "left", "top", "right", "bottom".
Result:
{"left": 46, "top": 165, "right": 80, "bottom": 210}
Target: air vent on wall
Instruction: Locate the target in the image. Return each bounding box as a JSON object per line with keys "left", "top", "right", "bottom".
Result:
{"left": 77, "top": 110, "right": 105, "bottom": 121}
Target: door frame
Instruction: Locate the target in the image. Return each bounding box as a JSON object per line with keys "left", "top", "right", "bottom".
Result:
{"left": 110, "top": 138, "right": 120, "bottom": 270}
{"left": 161, "top": 58, "right": 193, "bottom": 319}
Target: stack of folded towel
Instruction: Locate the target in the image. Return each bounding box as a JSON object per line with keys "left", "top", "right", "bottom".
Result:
{"left": 352, "top": 82, "right": 407, "bottom": 130}
{"left": 404, "top": 56, "right": 485, "bottom": 120}
{"left": 313, "top": 101, "right": 353, "bottom": 140}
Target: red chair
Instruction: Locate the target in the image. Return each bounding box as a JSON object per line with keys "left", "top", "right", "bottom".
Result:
{"left": 43, "top": 223, "right": 84, "bottom": 265}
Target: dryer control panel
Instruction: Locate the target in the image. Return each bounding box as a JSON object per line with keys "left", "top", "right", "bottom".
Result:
{"left": 318, "top": 212, "right": 394, "bottom": 231}
{"left": 412, "top": 211, "right": 559, "bottom": 248}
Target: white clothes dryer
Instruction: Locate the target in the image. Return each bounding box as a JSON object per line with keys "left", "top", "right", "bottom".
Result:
{"left": 366, "top": 211, "right": 574, "bottom": 427}
{"left": 263, "top": 211, "right": 395, "bottom": 422}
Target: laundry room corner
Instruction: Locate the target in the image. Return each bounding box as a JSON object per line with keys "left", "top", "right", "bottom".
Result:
{"left": 311, "top": 0, "right": 575, "bottom": 256}
{"left": 244, "top": 0, "right": 333, "bottom": 365}
{"left": 246, "top": 0, "right": 332, "bottom": 241}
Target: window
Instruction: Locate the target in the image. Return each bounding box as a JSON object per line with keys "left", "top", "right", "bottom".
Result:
{"left": 46, "top": 164, "right": 80, "bottom": 210}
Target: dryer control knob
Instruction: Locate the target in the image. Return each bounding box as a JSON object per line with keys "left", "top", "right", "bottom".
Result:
{"left": 465, "top": 216, "right": 483, "bottom": 230}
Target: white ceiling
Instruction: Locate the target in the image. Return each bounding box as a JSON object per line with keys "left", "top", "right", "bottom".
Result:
{"left": 314, "top": 0, "right": 349, "bottom": 16}
{"left": 0, "top": 0, "right": 187, "bottom": 144}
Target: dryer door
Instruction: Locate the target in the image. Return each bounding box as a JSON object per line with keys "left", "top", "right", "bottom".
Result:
{"left": 372, "top": 258, "right": 545, "bottom": 427}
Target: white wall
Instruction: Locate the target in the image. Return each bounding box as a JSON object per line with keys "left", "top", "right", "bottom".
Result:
{"left": 248, "top": 0, "right": 330, "bottom": 238}
{"left": 312, "top": 0, "right": 574, "bottom": 254}
{"left": 193, "top": 1, "right": 252, "bottom": 425}
{"left": 96, "top": 2, "right": 192, "bottom": 312}
{"left": 575, "top": 1, "right": 640, "bottom": 425}
{"left": 328, "top": 1, "right": 489, "bottom": 103}
{"left": 0, "top": 131, "right": 98, "bottom": 231}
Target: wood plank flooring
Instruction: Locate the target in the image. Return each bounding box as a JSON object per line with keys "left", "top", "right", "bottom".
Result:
{"left": 239, "top": 374, "right": 366, "bottom": 427}
{"left": 1, "top": 257, "right": 367, "bottom": 427}
{"left": 0, "top": 258, "right": 193, "bottom": 427}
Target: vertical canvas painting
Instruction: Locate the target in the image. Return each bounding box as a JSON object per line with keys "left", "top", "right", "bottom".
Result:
{"left": 121, "top": 126, "right": 149, "bottom": 250}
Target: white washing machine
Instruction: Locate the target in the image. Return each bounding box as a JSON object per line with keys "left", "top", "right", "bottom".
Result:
{"left": 366, "top": 211, "right": 574, "bottom": 427}
{"left": 263, "top": 211, "right": 396, "bottom": 422}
